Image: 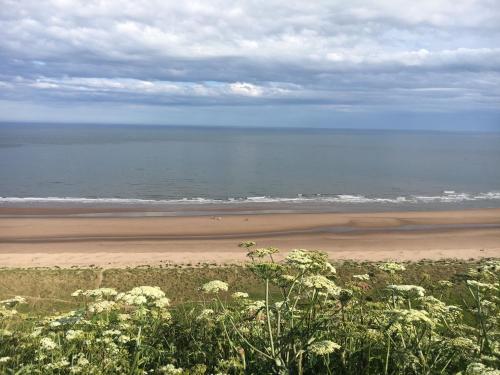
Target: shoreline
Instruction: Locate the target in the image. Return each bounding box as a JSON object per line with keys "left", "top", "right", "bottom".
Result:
{"left": 0, "top": 208, "right": 499, "bottom": 268}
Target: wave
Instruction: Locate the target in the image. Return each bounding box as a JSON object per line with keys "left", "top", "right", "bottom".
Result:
{"left": 1, "top": 191, "right": 500, "bottom": 206}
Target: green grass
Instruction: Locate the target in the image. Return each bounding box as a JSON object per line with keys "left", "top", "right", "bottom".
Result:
{"left": 0, "top": 259, "right": 475, "bottom": 314}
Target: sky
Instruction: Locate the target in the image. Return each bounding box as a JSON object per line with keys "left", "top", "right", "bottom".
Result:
{"left": 0, "top": 0, "right": 499, "bottom": 130}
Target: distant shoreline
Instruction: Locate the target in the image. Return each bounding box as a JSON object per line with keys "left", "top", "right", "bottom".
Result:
{"left": 0, "top": 208, "right": 499, "bottom": 268}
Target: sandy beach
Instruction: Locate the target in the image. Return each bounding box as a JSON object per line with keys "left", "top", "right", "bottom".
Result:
{"left": 0, "top": 207, "right": 498, "bottom": 267}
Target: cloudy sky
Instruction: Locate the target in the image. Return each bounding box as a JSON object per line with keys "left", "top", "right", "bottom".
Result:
{"left": 0, "top": 0, "right": 499, "bottom": 129}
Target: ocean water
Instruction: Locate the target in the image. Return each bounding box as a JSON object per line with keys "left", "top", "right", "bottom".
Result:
{"left": 1, "top": 123, "right": 499, "bottom": 212}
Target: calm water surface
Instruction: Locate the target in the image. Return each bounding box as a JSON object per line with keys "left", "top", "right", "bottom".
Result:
{"left": 1, "top": 123, "right": 499, "bottom": 211}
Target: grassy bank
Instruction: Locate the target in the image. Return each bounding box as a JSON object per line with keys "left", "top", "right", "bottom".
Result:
{"left": 0, "top": 259, "right": 476, "bottom": 314}
{"left": 0, "top": 247, "right": 498, "bottom": 374}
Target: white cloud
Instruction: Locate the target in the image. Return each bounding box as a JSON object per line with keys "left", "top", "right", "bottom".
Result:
{"left": 0, "top": 0, "right": 499, "bottom": 114}
{"left": 229, "top": 82, "right": 263, "bottom": 97}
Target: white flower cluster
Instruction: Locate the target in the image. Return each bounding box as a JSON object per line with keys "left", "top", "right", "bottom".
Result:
{"left": 386, "top": 284, "right": 426, "bottom": 298}
{"left": 308, "top": 340, "right": 341, "bottom": 355}
{"left": 466, "top": 280, "right": 498, "bottom": 292}
{"left": 438, "top": 280, "right": 453, "bottom": 288}
{"left": 197, "top": 309, "right": 215, "bottom": 321}
{"left": 285, "top": 249, "right": 328, "bottom": 271}
{"left": 303, "top": 275, "right": 340, "bottom": 295}
{"left": 160, "top": 364, "right": 184, "bottom": 374}
{"left": 66, "top": 329, "right": 85, "bottom": 341}
{"left": 378, "top": 262, "right": 406, "bottom": 273}
{"left": 72, "top": 288, "right": 118, "bottom": 298}
{"left": 457, "top": 362, "right": 500, "bottom": 375}
{"left": 387, "top": 309, "right": 435, "bottom": 328}
{"left": 247, "top": 247, "right": 279, "bottom": 258}
{"left": 88, "top": 300, "right": 116, "bottom": 313}
{"left": 201, "top": 280, "right": 229, "bottom": 294}
{"left": 116, "top": 286, "right": 170, "bottom": 308}
{"left": 40, "top": 337, "right": 58, "bottom": 351}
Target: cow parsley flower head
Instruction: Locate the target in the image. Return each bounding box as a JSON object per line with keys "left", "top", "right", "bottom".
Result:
{"left": 303, "top": 275, "right": 340, "bottom": 295}
{"left": 459, "top": 362, "right": 500, "bottom": 375}
{"left": 466, "top": 280, "right": 498, "bottom": 292}
{"left": 83, "top": 288, "right": 118, "bottom": 299}
{"left": 285, "top": 249, "right": 329, "bottom": 270}
{"left": 438, "top": 280, "right": 453, "bottom": 288}
{"left": 88, "top": 300, "right": 116, "bottom": 313}
{"left": 0, "top": 357, "right": 10, "bottom": 363}
{"left": 247, "top": 247, "right": 279, "bottom": 258}
{"left": 386, "top": 285, "right": 426, "bottom": 298}
{"left": 197, "top": 309, "right": 215, "bottom": 321}
{"left": 40, "top": 337, "right": 57, "bottom": 350}
{"left": 128, "top": 286, "right": 166, "bottom": 299}
{"left": 378, "top": 262, "right": 406, "bottom": 273}
{"left": 71, "top": 289, "right": 83, "bottom": 297}
{"left": 309, "top": 340, "right": 341, "bottom": 355}
{"left": 66, "top": 329, "right": 85, "bottom": 341}
{"left": 387, "top": 309, "right": 435, "bottom": 328}
{"left": 201, "top": 280, "right": 229, "bottom": 294}
{"left": 160, "top": 364, "right": 184, "bottom": 374}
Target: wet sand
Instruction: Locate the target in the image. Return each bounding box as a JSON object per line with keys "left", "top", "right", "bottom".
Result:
{"left": 0, "top": 208, "right": 499, "bottom": 267}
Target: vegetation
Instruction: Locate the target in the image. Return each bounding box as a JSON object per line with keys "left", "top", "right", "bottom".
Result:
{"left": 0, "top": 244, "right": 498, "bottom": 374}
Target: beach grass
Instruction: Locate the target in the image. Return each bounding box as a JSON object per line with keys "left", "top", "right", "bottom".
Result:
{"left": 0, "top": 259, "right": 476, "bottom": 314}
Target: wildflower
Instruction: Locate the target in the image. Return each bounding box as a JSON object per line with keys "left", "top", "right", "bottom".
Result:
{"left": 47, "top": 359, "right": 70, "bottom": 370}
{"left": 353, "top": 274, "right": 370, "bottom": 281}
{"left": 247, "top": 247, "right": 279, "bottom": 258}
{"left": 118, "top": 313, "right": 130, "bottom": 321}
{"left": 246, "top": 300, "right": 266, "bottom": 313}
{"left": 324, "top": 262, "right": 336, "bottom": 275}
{"left": 238, "top": 241, "right": 256, "bottom": 248}
{"left": 66, "top": 329, "right": 85, "bottom": 341}
{"left": 127, "top": 286, "right": 166, "bottom": 299}
{"left": 88, "top": 300, "right": 116, "bottom": 313}
{"left": 119, "top": 294, "right": 148, "bottom": 306}
{"left": 446, "top": 337, "right": 479, "bottom": 352}
{"left": 378, "top": 262, "right": 406, "bottom": 273}
{"left": 71, "top": 289, "right": 83, "bottom": 297}
{"left": 40, "top": 337, "right": 57, "bottom": 350}
{"left": 154, "top": 297, "right": 171, "bottom": 308}
{"left": 386, "top": 284, "right": 426, "bottom": 298}
{"left": 31, "top": 327, "right": 43, "bottom": 338}
{"left": 386, "top": 309, "right": 435, "bottom": 328}
{"left": 82, "top": 287, "right": 118, "bottom": 298}
{"left": 118, "top": 335, "right": 130, "bottom": 343}
{"left": 303, "top": 275, "right": 340, "bottom": 295}
{"left": 466, "top": 280, "right": 498, "bottom": 291}
{"left": 457, "top": 362, "right": 500, "bottom": 375}
{"left": 232, "top": 292, "right": 249, "bottom": 299}
{"left": 285, "top": 249, "right": 328, "bottom": 270}
{"left": 197, "top": 309, "right": 215, "bottom": 321}
{"left": 308, "top": 340, "right": 341, "bottom": 355}
{"left": 160, "top": 364, "right": 184, "bottom": 374}
{"left": 0, "top": 357, "right": 10, "bottom": 363}
{"left": 438, "top": 280, "right": 453, "bottom": 287}
{"left": 201, "top": 280, "right": 229, "bottom": 294}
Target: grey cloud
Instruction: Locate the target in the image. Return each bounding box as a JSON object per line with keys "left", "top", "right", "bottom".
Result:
{"left": 0, "top": 0, "right": 499, "bottom": 118}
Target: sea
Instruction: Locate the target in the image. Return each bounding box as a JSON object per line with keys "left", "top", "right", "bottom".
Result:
{"left": 1, "top": 123, "right": 500, "bottom": 214}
